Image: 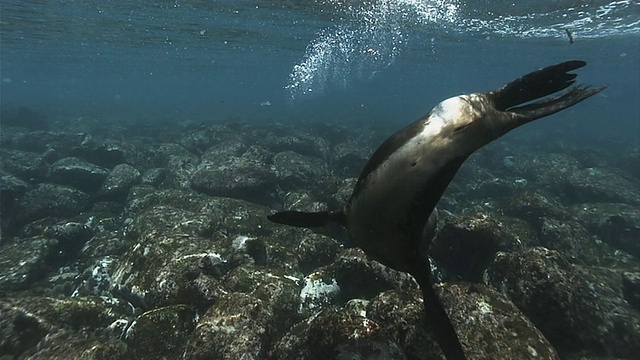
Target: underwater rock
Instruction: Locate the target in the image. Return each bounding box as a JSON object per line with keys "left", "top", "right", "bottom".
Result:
{"left": 178, "top": 129, "right": 217, "bottom": 155}
{"left": 270, "top": 305, "right": 403, "bottom": 360}
{"left": 191, "top": 149, "right": 278, "bottom": 205}
{"left": 29, "top": 328, "right": 127, "bottom": 359}
{"left": 296, "top": 232, "right": 342, "bottom": 275}
{"left": 0, "top": 129, "right": 90, "bottom": 155}
{"left": 178, "top": 124, "right": 241, "bottom": 155}
{"left": 140, "top": 167, "right": 166, "bottom": 187}
{"left": 230, "top": 234, "right": 269, "bottom": 266}
{"left": 367, "top": 284, "right": 561, "bottom": 359}
{"left": 116, "top": 193, "right": 225, "bottom": 307}
{"left": 366, "top": 289, "right": 441, "bottom": 359}
{"left": 616, "top": 146, "right": 640, "bottom": 179}
{"left": 88, "top": 139, "right": 130, "bottom": 168}
{"left": 329, "top": 248, "right": 416, "bottom": 302}
{"left": 0, "top": 105, "right": 49, "bottom": 130}
{"left": 525, "top": 152, "right": 582, "bottom": 185}
{"left": 223, "top": 265, "right": 302, "bottom": 336}
{"left": 0, "top": 298, "right": 51, "bottom": 357}
{"left": 0, "top": 296, "right": 132, "bottom": 359}
{"left": 538, "top": 217, "right": 632, "bottom": 267}
{"left": 153, "top": 143, "right": 199, "bottom": 189}
{"left": 298, "top": 269, "right": 342, "bottom": 316}
{"left": 72, "top": 256, "right": 119, "bottom": 298}
{"left": 487, "top": 146, "right": 532, "bottom": 178}
{"left": 372, "top": 281, "right": 558, "bottom": 359}
{"left": 68, "top": 209, "right": 128, "bottom": 263}
{"left": 327, "top": 177, "right": 357, "bottom": 210}
{"left": 50, "top": 156, "right": 110, "bottom": 191}
{"left": 183, "top": 292, "right": 270, "bottom": 360}
{"left": 0, "top": 149, "right": 49, "bottom": 182}
{"left": 112, "top": 188, "right": 288, "bottom": 309}
{"left": 110, "top": 228, "right": 227, "bottom": 309}
{"left": 568, "top": 202, "right": 640, "bottom": 258}
{"left": 14, "top": 217, "right": 60, "bottom": 239}
{"left": 1, "top": 221, "right": 95, "bottom": 294}
{"left": 274, "top": 190, "right": 327, "bottom": 214}
{"left": 29, "top": 267, "right": 81, "bottom": 297}
{"left": 464, "top": 174, "right": 522, "bottom": 201}
{"left": 527, "top": 152, "right": 640, "bottom": 205}
{"left": 197, "top": 136, "right": 248, "bottom": 161}
{"left": 562, "top": 167, "right": 640, "bottom": 205}
{"left": 123, "top": 188, "right": 274, "bottom": 238}
{"left": 431, "top": 213, "right": 538, "bottom": 282}
{"left": 273, "top": 150, "right": 329, "bottom": 192}
{"left": 0, "top": 125, "right": 26, "bottom": 149}
{"left": 123, "top": 189, "right": 219, "bottom": 238}
{"left": 330, "top": 142, "right": 371, "bottom": 179}
{"left": 124, "top": 304, "right": 196, "bottom": 359}
{"left": 622, "top": 272, "right": 640, "bottom": 311}
{"left": 122, "top": 185, "right": 163, "bottom": 216}
{"left": 438, "top": 283, "right": 560, "bottom": 360}
{"left": 3, "top": 121, "right": 638, "bottom": 360}
{"left": 256, "top": 124, "right": 330, "bottom": 159}
{"left": 0, "top": 236, "right": 59, "bottom": 290}
{"left": 44, "top": 221, "right": 94, "bottom": 261}
{"left": 451, "top": 156, "right": 523, "bottom": 201}
{"left": 485, "top": 247, "right": 640, "bottom": 358}
{"left": 100, "top": 163, "right": 142, "bottom": 199}
{"left": 504, "top": 190, "right": 568, "bottom": 226}
{"left": 15, "top": 183, "right": 89, "bottom": 228}
{"left": 0, "top": 169, "right": 28, "bottom": 208}
{"left": 220, "top": 227, "right": 300, "bottom": 273}
{"left": 3, "top": 296, "right": 131, "bottom": 330}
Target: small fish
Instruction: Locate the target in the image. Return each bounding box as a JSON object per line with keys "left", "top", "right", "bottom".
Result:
{"left": 565, "top": 28, "right": 574, "bottom": 44}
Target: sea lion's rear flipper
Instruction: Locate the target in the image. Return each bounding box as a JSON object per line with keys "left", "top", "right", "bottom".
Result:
{"left": 421, "top": 208, "right": 439, "bottom": 242}
{"left": 413, "top": 258, "right": 467, "bottom": 360}
{"left": 489, "top": 60, "right": 607, "bottom": 122}
{"left": 267, "top": 209, "right": 346, "bottom": 228}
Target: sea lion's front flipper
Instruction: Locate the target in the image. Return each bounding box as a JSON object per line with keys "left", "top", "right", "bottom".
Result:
{"left": 267, "top": 208, "right": 346, "bottom": 228}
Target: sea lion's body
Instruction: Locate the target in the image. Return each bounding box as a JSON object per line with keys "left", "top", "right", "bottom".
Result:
{"left": 346, "top": 94, "right": 494, "bottom": 273}
{"left": 268, "top": 61, "right": 605, "bottom": 360}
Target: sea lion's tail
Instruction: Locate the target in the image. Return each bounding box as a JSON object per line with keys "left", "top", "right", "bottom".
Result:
{"left": 489, "top": 60, "right": 607, "bottom": 122}
{"left": 267, "top": 209, "right": 346, "bottom": 228}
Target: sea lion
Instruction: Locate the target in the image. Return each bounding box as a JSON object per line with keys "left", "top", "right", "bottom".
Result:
{"left": 268, "top": 60, "right": 606, "bottom": 360}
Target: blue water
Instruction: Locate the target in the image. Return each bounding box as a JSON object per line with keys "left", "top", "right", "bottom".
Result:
{"left": 1, "top": 0, "right": 639, "bottom": 143}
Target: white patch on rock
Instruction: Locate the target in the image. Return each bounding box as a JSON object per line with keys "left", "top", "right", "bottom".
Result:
{"left": 179, "top": 252, "right": 226, "bottom": 266}
{"left": 299, "top": 273, "right": 340, "bottom": 315}
{"left": 124, "top": 319, "right": 137, "bottom": 340}
{"left": 108, "top": 319, "right": 130, "bottom": 339}
{"left": 232, "top": 235, "right": 252, "bottom": 251}
{"left": 477, "top": 299, "right": 493, "bottom": 315}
